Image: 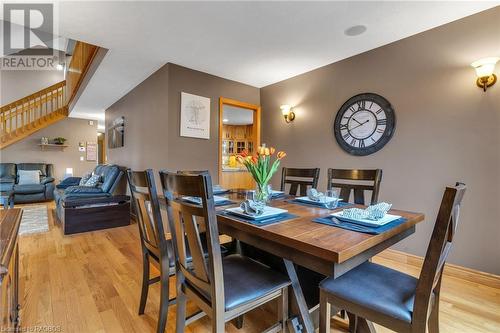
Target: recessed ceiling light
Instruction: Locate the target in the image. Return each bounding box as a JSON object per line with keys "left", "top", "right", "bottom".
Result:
{"left": 344, "top": 25, "right": 367, "bottom": 37}
{"left": 223, "top": 118, "right": 229, "bottom": 122}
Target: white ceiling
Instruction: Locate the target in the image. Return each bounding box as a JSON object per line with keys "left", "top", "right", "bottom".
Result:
{"left": 6, "top": 1, "right": 500, "bottom": 123}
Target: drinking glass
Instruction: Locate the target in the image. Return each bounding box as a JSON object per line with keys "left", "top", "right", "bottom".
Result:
{"left": 324, "top": 189, "right": 340, "bottom": 209}
{"left": 246, "top": 190, "right": 256, "bottom": 201}
{"left": 267, "top": 184, "right": 273, "bottom": 200}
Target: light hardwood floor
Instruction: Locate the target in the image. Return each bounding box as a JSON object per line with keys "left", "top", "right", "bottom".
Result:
{"left": 18, "top": 203, "right": 500, "bottom": 333}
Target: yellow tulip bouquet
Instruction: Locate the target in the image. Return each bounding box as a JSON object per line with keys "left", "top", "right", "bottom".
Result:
{"left": 237, "top": 144, "right": 286, "bottom": 203}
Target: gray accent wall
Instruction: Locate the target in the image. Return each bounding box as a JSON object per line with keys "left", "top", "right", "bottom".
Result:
{"left": 105, "top": 63, "right": 260, "bottom": 181}
{"left": 260, "top": 7, "right": 500, "bottom": 274}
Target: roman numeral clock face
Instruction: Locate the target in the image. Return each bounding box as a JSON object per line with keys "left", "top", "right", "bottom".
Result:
{"left": 334, "top": 93, "right": 396, "bottom": 156}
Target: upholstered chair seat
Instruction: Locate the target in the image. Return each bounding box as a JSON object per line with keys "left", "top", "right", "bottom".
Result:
{"left": 193, "top": 254, "right": 291, "bottom": 311}
{"left": 320, "top": 261, "right": 417, "bottom": 323}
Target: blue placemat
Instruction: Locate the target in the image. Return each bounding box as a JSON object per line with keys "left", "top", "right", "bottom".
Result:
{"left": 287, "top": 199, "right": 353, "bottom": 210}
{"left": 313, "top": 215, "right": 407, "bottom": 235}
{"left": 218, "top": 211, "right": 298, "bottom": 226}
{"left": 271, "top": 193, "right": 288, "bottom": 200}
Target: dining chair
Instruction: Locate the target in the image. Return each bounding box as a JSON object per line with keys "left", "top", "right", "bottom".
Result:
{"left": 176, "top": 169, "right": 245, "bottom": 328}
{"left": 327, "top": 169, "right": 383, "bottom": 205}
{"left": 159, "top": 170, "right": 291, "bottom": 333}
{"left": 319, "top": 183, "right": 466, "bottom": 333}
{"left": 280, "top": 167, "right": 320, "bottom": 196}
{"left": 127, "top": 169, "right": 175, "bottom": 333}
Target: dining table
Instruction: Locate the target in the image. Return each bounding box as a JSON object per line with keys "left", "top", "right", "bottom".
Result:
{"left": 159, "top": 190, "right": 425, "bottom": 333}
{"left": 213, "top": 190, "right": 425, "bottom": 333}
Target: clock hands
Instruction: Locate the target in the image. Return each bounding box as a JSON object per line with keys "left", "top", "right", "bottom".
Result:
{"left": 352, "top": 118, "right": 363, "bottom": 126}
{"left": 349, "top": 119, "right": 370, "bottom": 131}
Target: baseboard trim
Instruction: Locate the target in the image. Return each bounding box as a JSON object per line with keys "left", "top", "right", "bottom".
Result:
{"left": 377, "top": 249, "right": 500, "bottom": 289}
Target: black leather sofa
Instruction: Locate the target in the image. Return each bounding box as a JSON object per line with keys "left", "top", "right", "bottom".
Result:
{"left": 54, "top": 164, "right": 130, "bottom": 234}
{"left": 0, "top": 163, "right": 55, "bottom": 203}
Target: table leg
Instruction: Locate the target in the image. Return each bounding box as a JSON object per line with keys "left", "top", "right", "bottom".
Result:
{"left": 283, "top": 259, "right": 315, "bottom": 333}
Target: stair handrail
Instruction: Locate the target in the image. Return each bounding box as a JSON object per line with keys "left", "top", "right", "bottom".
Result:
{"left": 0, "top": 80, "right": 66, "bottom": 113}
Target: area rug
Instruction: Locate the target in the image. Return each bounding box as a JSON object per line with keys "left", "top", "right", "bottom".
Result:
{"left": 19, "top": 205, "right": 49, "bottom": 235}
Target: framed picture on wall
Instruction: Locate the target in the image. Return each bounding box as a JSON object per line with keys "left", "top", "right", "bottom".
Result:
{"left": 86, "top": 142, "right": 97, "bottom": 161}
{"left": 180, "top": 92, "right": 210, "bottom": 139}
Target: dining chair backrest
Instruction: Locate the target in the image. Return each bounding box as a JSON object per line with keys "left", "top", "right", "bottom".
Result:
{"left": 127, "top": 169, "right": 167, "bottom": 256}
{"left": 159, "top": 171, "right": 224, "bottom": 310}
{"left": 280, "top": 167, "right": 320, "bottom": 196}
{"left": 327, "top": 169, "right": 382, "bottom": 205}
{"left": 412, "top": 183, "right": 466, "bottom": 331}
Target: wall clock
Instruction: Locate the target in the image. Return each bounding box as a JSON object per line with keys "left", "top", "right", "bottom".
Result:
{"left": 334, "top": 93, "right": 395, "bottom": 156}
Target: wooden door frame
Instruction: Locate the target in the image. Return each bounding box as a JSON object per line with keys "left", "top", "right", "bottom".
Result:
{"left": 218, "top": 97, "right": 261, "bottom": 184}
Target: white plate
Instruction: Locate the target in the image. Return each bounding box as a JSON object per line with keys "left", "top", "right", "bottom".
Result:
{"left": 225, "top": 206, "right": 288, "bottom": 220}
{"left": 330, "top": 211, "right": 401, "bottom": 227}
{"left": 296, "top": 196, "right": 342, "bottom": 204}
{"left": 182, "top": 195, "right": 228, "bottom": 204}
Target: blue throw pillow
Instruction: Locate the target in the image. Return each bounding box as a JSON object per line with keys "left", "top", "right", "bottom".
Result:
{"left": 79, "top": 172, "right": 92, "bottom": 186}
{"left": 84, "top": 174, "right": 101, "bottom": 187}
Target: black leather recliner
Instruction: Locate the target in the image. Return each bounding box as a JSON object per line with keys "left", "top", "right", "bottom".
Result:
{"left": 0, "top": 163, "right": 55, "bottom": 203}
{"left": 53, "top": 164, "right": 130, "bottom": 234}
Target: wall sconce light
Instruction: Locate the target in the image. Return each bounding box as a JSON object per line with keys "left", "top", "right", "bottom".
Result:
{"left": 471, "top": 57, "right": 499, "bottom": 92}
{"left": 280, "top": 105, "right": 295, "bottom": 123}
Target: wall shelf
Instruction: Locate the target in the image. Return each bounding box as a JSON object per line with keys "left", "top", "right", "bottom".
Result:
{"left": 38, "top": 144, "right": 69, "bottom": 151}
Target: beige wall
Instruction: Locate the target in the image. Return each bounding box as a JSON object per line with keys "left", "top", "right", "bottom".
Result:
{"left": 106, "top": 63, "right": 260, "bottom": 182}
{"left": 260, "top": 8, "right": 500, "bottom": 274}
{"left": 0, "top": 118, "right": 98, "bottom": 180}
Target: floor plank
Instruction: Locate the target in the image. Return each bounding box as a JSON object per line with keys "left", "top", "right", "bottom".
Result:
{"left": 17, "top": 203, "right": 500, "bottom": 333}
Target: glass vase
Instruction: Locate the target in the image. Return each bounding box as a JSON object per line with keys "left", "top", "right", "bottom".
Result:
{"left": 255, "top": 183, "right": 271, "bottom": 205}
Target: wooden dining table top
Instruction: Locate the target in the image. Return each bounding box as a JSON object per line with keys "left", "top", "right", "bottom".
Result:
{"left": 214, "top": 191, "right": 425, "bottom": 264}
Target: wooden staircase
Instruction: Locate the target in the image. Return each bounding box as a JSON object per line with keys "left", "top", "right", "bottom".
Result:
{"left": 0, "top": 41, "right": 102, "bottom": 149}
{"left": 0, "top": 81, "right": 68, "bottom": 148}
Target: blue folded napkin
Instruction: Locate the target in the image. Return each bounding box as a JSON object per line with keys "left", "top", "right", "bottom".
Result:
{"left": 313, "top": 215, "right": 407, "bottom": 234}
{"left": 288, "top": 199, "right": 352, "bottom": 209}
{"left": 240, "top": 199, "right": 265, "bottom": 216}
{"left": 218, "top": 211, "right": 297, "bottom": 226}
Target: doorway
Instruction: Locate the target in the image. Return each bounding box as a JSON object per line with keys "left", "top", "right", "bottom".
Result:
{"left": 97, "top": 132, "right": 106, "bottom": 164}
{"left": 218, "top": 97, "right": 260, "bottom": 189}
